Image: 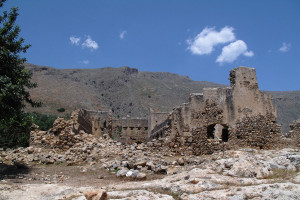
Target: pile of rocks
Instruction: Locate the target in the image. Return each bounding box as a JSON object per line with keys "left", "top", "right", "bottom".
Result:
{"left": 30, "top": 110, "right": 85, "bottom": 150}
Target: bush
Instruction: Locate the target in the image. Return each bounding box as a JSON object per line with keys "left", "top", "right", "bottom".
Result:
{"left": 28, "top": 113, "right": 57, "bottom": 131}
{"left": 57, "top": 108, "right": 66, "bottom": 112}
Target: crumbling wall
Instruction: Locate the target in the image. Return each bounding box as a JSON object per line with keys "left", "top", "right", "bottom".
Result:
{"left": 77, "top": 109, "right": 93, "bottom": 134}
{"left": 87, "top": 110, "right": 112, "bottom": 137}
{"left": 289, "top": 118, "right": 300, "bottom": 147}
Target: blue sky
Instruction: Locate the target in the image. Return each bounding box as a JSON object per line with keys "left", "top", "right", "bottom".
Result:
{"left": 2, "top": 0, "right": 300, "bottom": 91}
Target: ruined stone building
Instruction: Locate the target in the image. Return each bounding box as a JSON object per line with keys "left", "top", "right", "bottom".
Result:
{"left": 149, "top": 67, "right": 282, "bottom": 155}
{"left": 75, "top": 66, "right": 282, "bottom": 154}
{"left": 76, "top": 109, "right": 148, "bottom": 144}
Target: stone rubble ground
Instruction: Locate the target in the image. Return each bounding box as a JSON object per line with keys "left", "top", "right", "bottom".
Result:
{"left": 1, "top": 115, "right": 300, "bottom": 199}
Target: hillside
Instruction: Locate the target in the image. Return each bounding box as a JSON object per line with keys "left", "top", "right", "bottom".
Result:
{"left": 25, "top": 63, "right": 300, "bottom": 132}
{"left": 24, "top": 63, "right": 225, "bottom": 117}
{"left": 266, "top": 91, "right": 300, "bottom": 132}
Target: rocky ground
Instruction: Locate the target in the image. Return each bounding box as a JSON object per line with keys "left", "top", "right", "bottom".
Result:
{"left": 1, "top": 116, "right": 300, "bottom": 199}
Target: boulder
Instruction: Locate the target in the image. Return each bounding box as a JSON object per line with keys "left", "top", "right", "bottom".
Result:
{"left": 117, "top": 169, "right": 129, "bottom": 177}
{"left": 84, "top": 189, "right": 108, "bottom": 200}
{"left": 28, "top": 146, "right": 35, "bottom": 154}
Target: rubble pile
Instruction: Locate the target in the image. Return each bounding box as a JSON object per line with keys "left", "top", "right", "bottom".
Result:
{"left": 30, "top": 111, "right": 84, "bottom": 150}
{"left": 1, "top": 112, "right": 197, "bottom": 178}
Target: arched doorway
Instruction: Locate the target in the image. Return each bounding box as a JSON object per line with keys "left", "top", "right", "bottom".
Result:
{"left": 207, "top": 124, "right": 229, "bottom": 142}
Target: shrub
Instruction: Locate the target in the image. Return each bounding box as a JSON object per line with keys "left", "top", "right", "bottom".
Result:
{"left": 28, "top": 113, "right": 57, "bottom": 131}
{"left": 57, "top": 108, "right": 66, "bottom": 112}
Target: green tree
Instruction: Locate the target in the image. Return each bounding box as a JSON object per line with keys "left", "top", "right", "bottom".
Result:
{"left": 0, "top": 0, "right": 40, "bottom": 148}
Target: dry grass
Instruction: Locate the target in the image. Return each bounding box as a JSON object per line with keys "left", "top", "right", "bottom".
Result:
{"left": 148, "top": 188, "right": 182, "bottom": 200}
{"left": 264, "top": 168, "right": 297, "bottom": 180}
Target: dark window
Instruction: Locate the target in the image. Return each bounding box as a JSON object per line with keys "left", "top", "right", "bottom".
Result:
{"left": 207, "top": 124, "right": 215, "bottom": 139}
{"left": 221, "top": 127, "right": 229, "bottom": 142}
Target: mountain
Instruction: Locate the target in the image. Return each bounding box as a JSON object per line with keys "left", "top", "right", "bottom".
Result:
{"left": 24, "top": 63, "right": 300, "bottom": 133}
{"left": 266, "top": 91, "right": 300, "bottom": 132}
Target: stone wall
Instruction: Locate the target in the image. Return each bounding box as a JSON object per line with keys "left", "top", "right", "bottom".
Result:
{"left": 148, "top": 112, "right": 169, "bottom": 138}
{"left": 149, "top": 66, "right": 282, "bottom": 155}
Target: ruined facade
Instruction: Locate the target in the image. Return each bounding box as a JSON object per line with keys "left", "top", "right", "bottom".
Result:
{"left": 75, "top": 67, "right": 282, "bottom": 155}
{"left": 150, "top": 67, "right": 281, "bottom": 155}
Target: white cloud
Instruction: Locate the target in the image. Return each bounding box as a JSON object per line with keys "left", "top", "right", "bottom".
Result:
{"left": 80, "top": 60, "right": 89, "bottom": 65}
{"left": 187, "top": 26, "right": 236, "bottom": 55}
{"left": 70, "top": 36, "right": 80, "bottom": 45}
{"left": 82, "top": 35, "right": 98, "bottom": 50}
{"left": 120, "top": 30, "right": 127, "bottom": 39}
{"left": 216, "top": 40, "right": 254, "bottom": 64}
{"left": 279, "top": 42, "right": 291, "bottom": 52}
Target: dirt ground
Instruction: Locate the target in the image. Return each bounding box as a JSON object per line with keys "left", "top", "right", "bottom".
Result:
{"left": 0, "top": 162, "right": 166, "bottom": 188}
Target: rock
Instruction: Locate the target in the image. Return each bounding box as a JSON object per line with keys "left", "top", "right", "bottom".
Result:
{"left": 189, "top": 178, "right": 199, "bottom": 184}
{"left": 147, "top": 142, "right": 153, "bottom": 147}
{"left": 135, "top": 159, "right": 147, "bottom": 167}
{"left": 294, "top": 173, "right": 300, "bottom": 183}
{"left": 136, "top": 173, "right": 147, "bottom": 180}
{"left": 126, "top": 170, "right": 133, "bottom": 177}
{"left": 224, "top": 160, "right": 233, "bottom": 168}
{"left": 117, "top": 169, "right": 129, "bottom": 177}
{"left": 84, "top": 189, "right": 108, "bottom": 200}
{"left": 131, "top": 170, "right": 140, "bottom": 178}
{"left": 178, "top": 157, "right": 184, "bottom": 166}
{"left": 110, "top": 162, "right": 118, "bottom": 170}
{"left": 27, "top": 146, "right": 34, "bottom": 154}
{"left": 97, "top": 175, "right": 104, "bottom": 179}
{"left": 80, "top": 167, "right": 87, "bottom": 173}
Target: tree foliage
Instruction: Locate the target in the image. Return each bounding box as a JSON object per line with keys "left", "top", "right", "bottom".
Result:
{"left": 28, "top": 113, "right": 57, "bottom": 131}
{"left": 0, "top": 0, "right": 40, "bottom": 148}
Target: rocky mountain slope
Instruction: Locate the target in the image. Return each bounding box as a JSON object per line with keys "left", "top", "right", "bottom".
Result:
{"left": 24, "top": 63, "right": 300, "bottom": 132}
{"left": 24, "top": 63, "right": 225, "bottom": 117}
